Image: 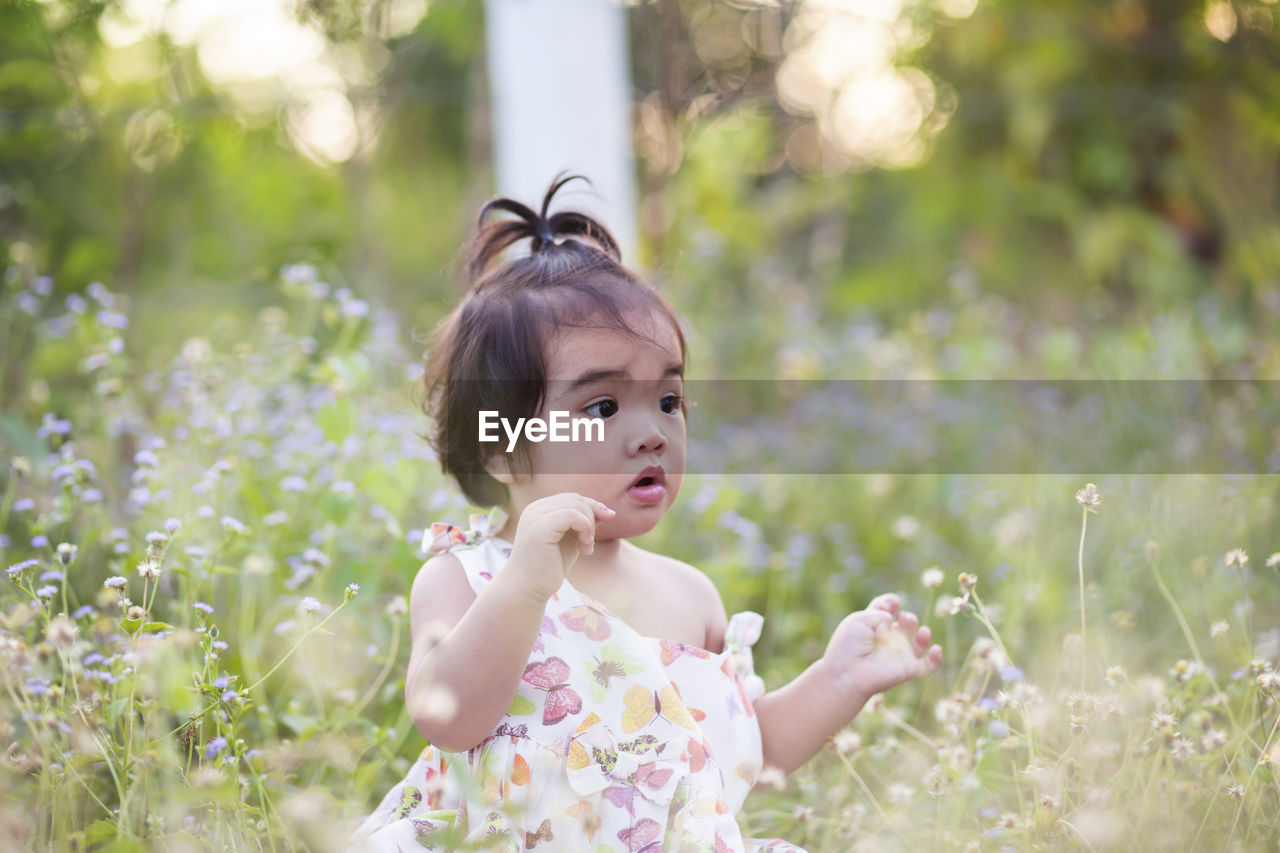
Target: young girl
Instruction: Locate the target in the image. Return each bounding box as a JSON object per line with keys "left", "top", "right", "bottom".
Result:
{"left": 348, "top": 176, "right": 942, "bottom": 853}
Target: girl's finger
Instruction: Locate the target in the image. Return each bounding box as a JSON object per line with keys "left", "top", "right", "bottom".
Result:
{"left": 915, "top": 624, "right": 932, "bottom": 653}
{"left": 867, "top": 593, "right": 900, "bottom": 614}
{"left": 589, "top": 498, "right": 616, "bottom": 517}
{"left": 896, "top": 610, "right": 919, "bottom": 636}
{"left": 551, "top": 507, "right": 596, "bottom": 550}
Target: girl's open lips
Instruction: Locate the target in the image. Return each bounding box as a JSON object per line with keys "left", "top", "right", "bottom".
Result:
{"left": 627, "top": 466, "right": 667, "bottom": 505}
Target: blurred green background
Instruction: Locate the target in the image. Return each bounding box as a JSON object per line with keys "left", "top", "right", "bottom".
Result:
{"left": 5, "top": 0, "right": 1279, "bottom": 390}
{"left": 3, "top": 1, "right": 1280, "bottom": 849}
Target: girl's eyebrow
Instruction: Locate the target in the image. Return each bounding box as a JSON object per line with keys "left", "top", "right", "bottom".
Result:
{"left": 561, "top": 364, "right": 683, "bottom": 394}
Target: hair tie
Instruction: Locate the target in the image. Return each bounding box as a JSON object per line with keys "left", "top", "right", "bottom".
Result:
{"left": 534, "top": 222, "right": 556, "bottom": 247}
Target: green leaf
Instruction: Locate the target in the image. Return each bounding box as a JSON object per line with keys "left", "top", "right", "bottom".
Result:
{"left": 79, "top": 818, "right": 119, "bottom": 847}
{"left": 141, "top": 622, "right": 172, "bottom": 633}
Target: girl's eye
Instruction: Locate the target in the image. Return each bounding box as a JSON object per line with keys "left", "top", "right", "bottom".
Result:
{"left": 585, "top": 398, "right": 618, "bottom": 419}
{"left": 661, "top": 393, "right": 683, "bottom": 414}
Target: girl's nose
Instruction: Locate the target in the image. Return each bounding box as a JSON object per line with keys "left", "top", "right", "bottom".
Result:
{"left": 628, "top": 417, "right": 667, "bottom": 456}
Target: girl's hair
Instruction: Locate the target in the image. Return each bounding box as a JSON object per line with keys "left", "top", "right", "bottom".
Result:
{"left": 423, "top": 174, "right": 688, "bottom": 508}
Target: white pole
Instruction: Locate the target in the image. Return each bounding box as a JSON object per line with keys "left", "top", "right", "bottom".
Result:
{"left": 483, "top": 0, "right": 637, "bottom": 264}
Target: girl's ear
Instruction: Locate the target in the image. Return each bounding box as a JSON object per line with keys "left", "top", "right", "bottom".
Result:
{"left": 483, "top": 452, "right": 515, "bottom": 485}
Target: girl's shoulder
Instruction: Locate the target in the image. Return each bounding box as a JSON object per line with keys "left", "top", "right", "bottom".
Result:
{"left": 621, "top": 542, "right": 729, "bottom": 654}
{"left": 419, "top": 507, "right": 512, "bottom": 597}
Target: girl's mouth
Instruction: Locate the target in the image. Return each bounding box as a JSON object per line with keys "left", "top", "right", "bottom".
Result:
{"left": 627, "top": 467, "right": 667, "bottom": 504}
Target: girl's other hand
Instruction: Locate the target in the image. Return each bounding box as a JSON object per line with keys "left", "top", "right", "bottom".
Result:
{"left": 820, "top": 593, "right": 942, "bottom": 703}
{"left": 508, "top": 492, "right": 615, "bottom": 601}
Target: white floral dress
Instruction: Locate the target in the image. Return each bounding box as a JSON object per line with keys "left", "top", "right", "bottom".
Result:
{"left": 347, "top": 513, "right": 806, "bottom": 853}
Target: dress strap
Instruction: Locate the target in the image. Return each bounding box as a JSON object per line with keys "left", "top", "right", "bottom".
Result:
{"left": 422, "top": 507, "right": 512, "bottom": 597}
{"left": 724, "top": 611, "right": 767, "bottom": 703}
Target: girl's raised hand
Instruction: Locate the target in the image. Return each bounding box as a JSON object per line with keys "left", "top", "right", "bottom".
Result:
{"left": 821, "top": 593, "right": 942, "bottom": 704}
{"left": 507, "top": 493, "right": 615, "bottom": 602}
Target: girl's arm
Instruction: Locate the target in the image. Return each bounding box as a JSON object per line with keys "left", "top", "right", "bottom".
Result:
{"left": 404, "top": 552, "right": 548, "bottom": 752}
{"left": 752, "top": 657, "right": 869, "bottom": 775}
{"left": 406, "top": 493, "right": 614, "bottom": 752}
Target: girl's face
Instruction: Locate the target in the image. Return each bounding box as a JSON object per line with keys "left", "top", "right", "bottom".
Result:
{"left": 490, "top": 311, "right": 686, "bottom": 541}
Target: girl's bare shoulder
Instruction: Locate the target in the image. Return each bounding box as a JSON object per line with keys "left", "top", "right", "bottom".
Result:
{"left": 625, "top": 543, "right": 729, "bottom": 653}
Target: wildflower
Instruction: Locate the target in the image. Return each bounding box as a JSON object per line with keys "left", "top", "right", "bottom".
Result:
{"left": 1224, "top": 549, "right": 1248, "bottom": 568}
{"left": 196, "top": 506, "right": 215, "bottom": 520}
{"left": 832, "top": 730, "right": 862, "bottom": 755}
{"left": 1069, "top": 715, "right": 1087, "bottom": 732}
{"left": 1170, "top": 737, "right": 1195, "bottom": 760}
{"left": 72, "top": 605, "right": 94, "bottom": 619}
{"left": 137, "top": 560, "right": 161, "bottom": 580}
{"left": 165, "top": 518, "right": 182, "bottom": 533}
{"left": 1202, "top": 730, "right": 1227, "bottom": 751}
{"left": 221, "top": 690, "right": 239, "bottom": 705}
{"left": 145, "top": 531, "right": 169, "bottom": 546}
{"left": 344, "top": 583, "right": 360, "bottom": 602}
{"left": 921, "top": 567, "right": 944, "bottom": 589}
{"left": 37, "top": 585, "right": 58, "bottom": 599}
{"left": 1226, "top": 783, "right": 1244, "bottom": 799}
{"left": 263, "top": 510, "right": 290, "bottom": 527}
{"left": 757, "top": 765, "right": 787, "bottom": 791}
{"left": 1210, "top": 620, "right": 1229, "bottom": 638}
{"left": 792, "top": 805, "right": 814, "bottom": 822}
{"left": 890, "top": 516, "right": 919, "bottom": 539}
{"left": 1267, "top": 553, "right": 1280, "bottom": 568}
{"left": 1257, "top": 671, "right": 1280, "bottom": 693}
{"left": 1169, "top": 659, "right": 1204, "bottom": 682}
{"left": 299, "top": 596, "right": 322, "bottom": 614}
{"left": 56, "top": 543, "right": 77, "bottom": 566}
{"left": 205, "top": 737, "right": 228, "bottom": 759}
{"left": 280, "top": 476, "right": 308, "bottom": 493}
{"left": 31, "top": 535, "right": 49, "bottom": 549}
{"left": 13, "top": 498, "right": 35, "bottom": 512}
{"left": 1149, "top": 711, "right": 1177, "bottom": 730}
{"left": 1039, "top": 794, "right": 1062, "bottom": 810}
{"left": 958, "top": 573, "right": 977, "bottom": 595}
{"left": 386, "top": 595, "right": 408, "bottom": 617}
{"left": 193, "top": 601, "right": 214, "bottom": 614}
{"left": 1105, "top": 666, "right": 1126, "bottom": 685}
{"left": 8, "top": 559, "right": 39, "bottom": 579}
{"left": 887, "top": 783, "right": 914, "bottom": 805}
{"left": 46, "top": 615, "right": 78, "bottom": 649}
{"left": 220, "top": 516, "right": 247, "bottom": 535}
{"left": 126, "top": 606, "right": 147, "bottom": 622}
{"left": 103, "top": 576, "right": 127, "bottom": 589}
{"left": 1074, "top": 483, "right": 1101, "bottom": 512}
{"left": 999, "top": 665, "right": 1024, "bottom": 683}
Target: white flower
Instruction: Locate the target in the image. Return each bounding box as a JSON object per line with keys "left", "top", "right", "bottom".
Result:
{"left": 299, "top": 596, "right": 322, "bottom": 614}
{"left": 104, "top": 576, "right": 127, "bottom": 589}
{"left": 832, "top": 730, "right": 862, "bottom": 755}
{"left": 1266, "top": 553, "right": 1280, "bottom": 568}
{"left": 136, "top": 560, "right": 161, "bottom": 580}
{"left": 921, "top": 567, "right": 945, "bottom": 589}
{"left": 1074, "top": 483, "right": 1101, "bottom": 512}
{"left": 1210, "top": 620, "right": 1229, "bottom": 638}
{"left": 1224, "top": 548, "right": 1248, "bottom": 569}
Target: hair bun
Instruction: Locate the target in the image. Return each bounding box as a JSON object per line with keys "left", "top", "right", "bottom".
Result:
{"left": 465, "top": 173, "right": 622, "bottom": 283}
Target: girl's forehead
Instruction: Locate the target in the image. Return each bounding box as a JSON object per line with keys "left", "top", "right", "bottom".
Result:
{"left": 546, "top": 318, "right": 683, "bottom": 376}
